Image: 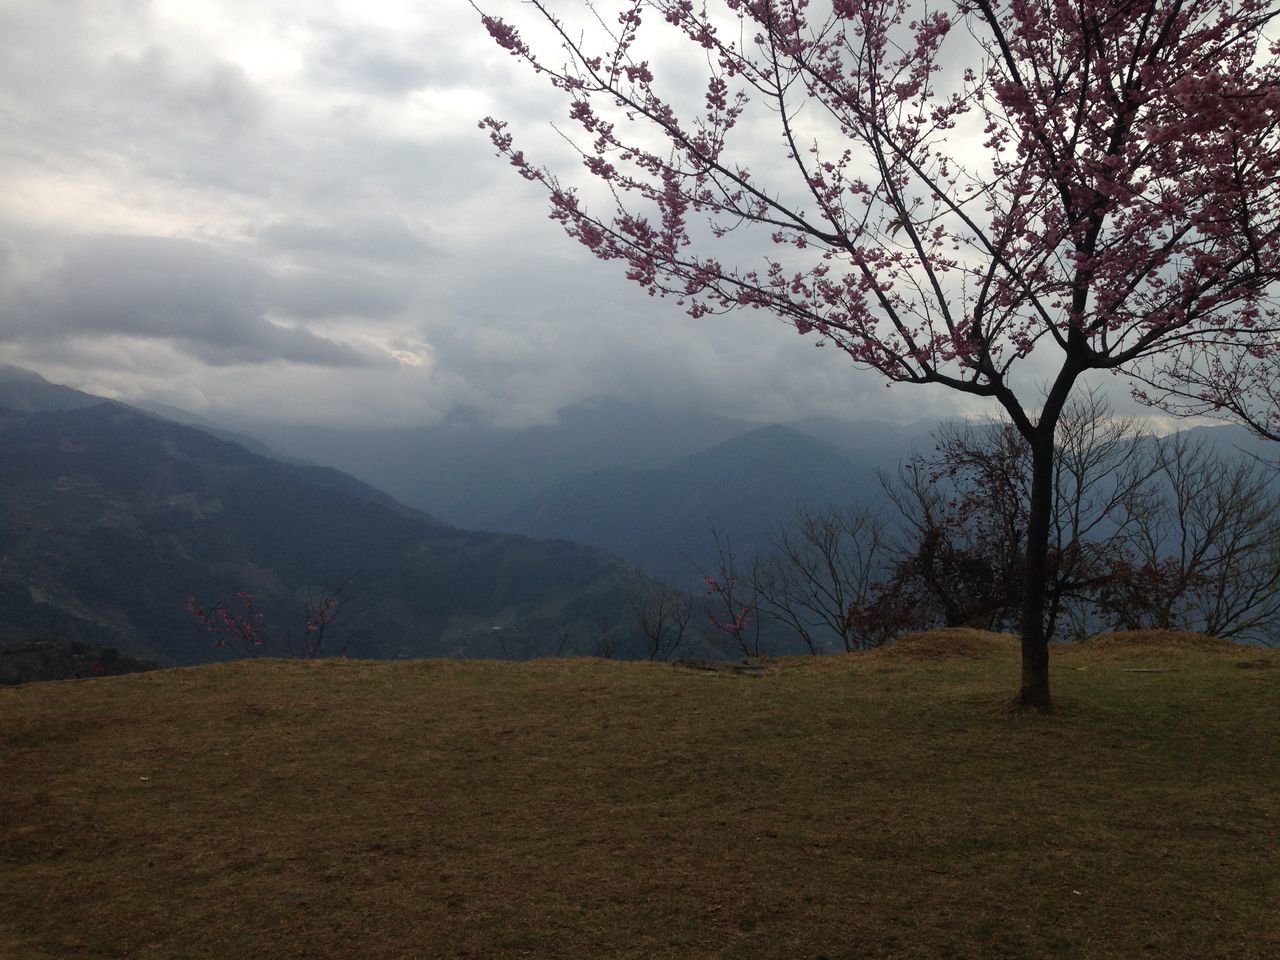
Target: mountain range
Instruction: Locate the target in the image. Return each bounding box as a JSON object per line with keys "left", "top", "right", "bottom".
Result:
{"left": 225, "top": 396, "right": 935, "bottom": 529}
{"left": 0, "top": 368, "right": 645, "bottom": 665}
{"left": 2, "top": 366, "right": 943, "bottom": 666}
{"left": 488, "top": 423, "right": 886, "bottom": 582}
{"left": 6, "top": 365, "right": 1273, "bottom": 669}
{"left": 226, "top": 398, "right": 936, "bottom": 581}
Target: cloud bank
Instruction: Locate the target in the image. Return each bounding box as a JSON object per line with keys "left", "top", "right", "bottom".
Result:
{"left": 0, "top": 0, "right": 1008, "bottom": 429}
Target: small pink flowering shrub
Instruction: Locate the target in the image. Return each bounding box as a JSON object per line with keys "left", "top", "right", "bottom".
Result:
{"left": 185, "top": 582, "right": 350, "bottom": 659}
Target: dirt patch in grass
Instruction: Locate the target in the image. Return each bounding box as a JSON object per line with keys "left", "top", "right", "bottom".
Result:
{"left": 876, "top": 627, "right": 1019, "bottom": 661}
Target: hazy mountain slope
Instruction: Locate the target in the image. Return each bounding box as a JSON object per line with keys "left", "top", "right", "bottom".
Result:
{"left": 237, "top": 397, "right": 763, "bottom": 525}
{"left": 1170, "top": 422, "right": 1277, "bottom": 462}
{"left": 488, "top": 424, "right": 883, "bottom": 582}
{"left": 785, "top": 414, "right": 938, "bottom": 459}
{"left": 0, "top": 366, "right": 448, "bottom": 527}
{"left": 0, "top": 365, "right": 291, "bottom": 462}
{"left": 0, "top": 401, "right": 639, "bottom": 664}
{"left": 0, "top": 365, "right": 105, "bottom": 412}
{"left": 130, "top": 397, "right": 288, "bottom": 461}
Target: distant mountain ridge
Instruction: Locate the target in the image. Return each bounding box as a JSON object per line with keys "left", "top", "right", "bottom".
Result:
{"left": 488, "top": 423, "right": 887, "bottom": 582}
{"left": 236, "top": 396, "right": 765, "bottom": 526}
{"left": 131, "top": 397, "right": 290, "bottom": 461}
{"left": 0, "top": 365, "right": 105, "bottom": 412}
{"left": 232, "top": 396, "right": 935, "bottom": 536}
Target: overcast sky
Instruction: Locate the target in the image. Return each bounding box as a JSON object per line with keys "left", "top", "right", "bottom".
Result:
{"left": 0, "top": 0, "right": 1142, "bottom": 429}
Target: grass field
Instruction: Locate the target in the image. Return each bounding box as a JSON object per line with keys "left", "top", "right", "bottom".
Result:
{"left": 2, "top": 630, "right": 1277, "bottom": 959}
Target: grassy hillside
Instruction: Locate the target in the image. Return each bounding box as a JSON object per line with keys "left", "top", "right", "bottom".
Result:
{"left": 2, "top": 632, "right": 1277, "bottom": 959}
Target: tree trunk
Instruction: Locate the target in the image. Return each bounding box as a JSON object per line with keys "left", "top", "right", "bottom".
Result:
{"left": 1018, "top": 430, "right": 1056, "bottom": 710}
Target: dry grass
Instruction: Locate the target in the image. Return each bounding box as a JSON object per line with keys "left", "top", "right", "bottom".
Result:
{"left": 873, "top": 627, "right": 1019, "bottom": 661}
{"left": 1076, "top": 628, "right": 1238, "bottom": 652}
{"left": 2, "top": 641, "right": 1278, "bottom": 960}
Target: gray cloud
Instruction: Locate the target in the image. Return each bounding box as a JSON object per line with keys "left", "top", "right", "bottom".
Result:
{"left": 269, "top": 266, "right": 410, "bottom": 321}
{"left": 308, "top": 23, "right": 436, "bottom": 96}
{"left": 0, "top": 239, "right": 15, "bottom": 285}
{"left": 258, "top": 217, "right": 434, "bottom": 264}
{"left": 303, "top": 13, "right": 521, "bottom": 100}
{"left": 107, "top": 46, "right": 265, "bottom": 131}
{"left": 2, "top": 236, "right": 389, "bottom": 368}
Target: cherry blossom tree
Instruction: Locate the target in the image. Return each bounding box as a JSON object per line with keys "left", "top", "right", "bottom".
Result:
{"left": 477, "top": 0, "right": 1280, "bottom": 708}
